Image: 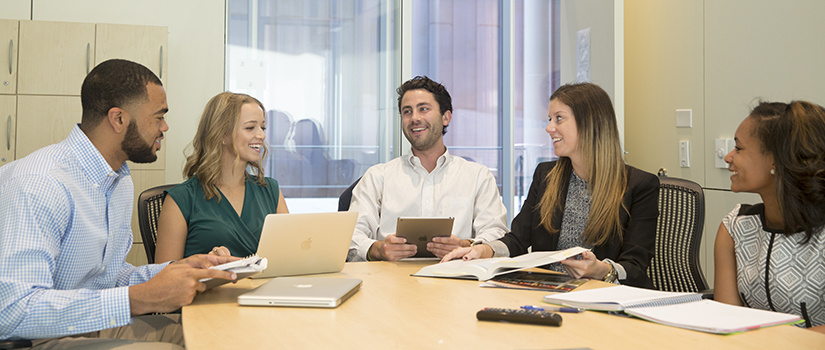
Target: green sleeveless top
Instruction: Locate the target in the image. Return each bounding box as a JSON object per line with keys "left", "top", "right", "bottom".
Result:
{"left": 165, "top": 175, "right": 280, "bottom": 258}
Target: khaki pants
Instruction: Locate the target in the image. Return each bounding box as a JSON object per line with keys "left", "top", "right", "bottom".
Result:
{"left": 29, "top": 314, "right": 184, "bottom": 350}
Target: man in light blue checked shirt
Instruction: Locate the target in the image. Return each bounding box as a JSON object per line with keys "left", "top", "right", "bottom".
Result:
{"left": 0, "top": 59, "right": 238, "bottom": 349}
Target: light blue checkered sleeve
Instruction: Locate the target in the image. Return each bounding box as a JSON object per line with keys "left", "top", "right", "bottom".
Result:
{"left": 0, "top": 176, "right": 132, "bottom": 339}
{"left": 117, "top": 261, "right": 168, "bottom": 286}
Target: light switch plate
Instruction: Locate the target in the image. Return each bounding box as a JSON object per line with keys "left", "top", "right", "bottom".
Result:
{"left": 679, "top": 141, "right": 690, "bottom": 167}
{"left": 676, "top": 109, "right": 692, "bottom": 128}
{"left": 714, "top": 138, "right": 734, "bottom": 168}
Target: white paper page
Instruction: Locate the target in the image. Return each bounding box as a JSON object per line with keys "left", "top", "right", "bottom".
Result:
{"left": 626, "top": 299, "right": 802, "bottom": 334}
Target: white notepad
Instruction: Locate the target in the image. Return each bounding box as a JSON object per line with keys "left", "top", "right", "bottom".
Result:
{"left": 199, "top": 255, "right": 268, "bottom": 290}
{"left": 625, "top": 299, "right": 803, "bottom": 334}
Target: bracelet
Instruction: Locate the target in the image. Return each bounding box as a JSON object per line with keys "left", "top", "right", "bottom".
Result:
{"left": 603, "top": 262, "right": 617, "bottom": 283}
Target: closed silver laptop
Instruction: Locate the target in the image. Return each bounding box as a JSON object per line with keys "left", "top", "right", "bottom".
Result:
{"left": 252, "top": 211, "right": 357, "bottom": 279}
{"left": 238, "top": 277, "right": 362, "bottom": 308}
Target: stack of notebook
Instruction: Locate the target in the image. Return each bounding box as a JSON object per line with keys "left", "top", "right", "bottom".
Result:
{"left": 543, "top": 285, "right": 803, "bottom": 334}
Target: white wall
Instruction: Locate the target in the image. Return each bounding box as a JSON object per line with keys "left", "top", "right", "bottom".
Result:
{"left": 560, "top": 0, "right": 623, "bottom": 141}
{"left": 29, "top": 0, "right": 227, "bottom": 184}
{"left": 0, "top": 0, "right": 30, "bottom": 20}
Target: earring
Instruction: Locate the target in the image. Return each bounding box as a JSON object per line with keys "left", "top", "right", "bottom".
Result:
{"left": 770, "top": 169, "right": 775, "bottom": 175}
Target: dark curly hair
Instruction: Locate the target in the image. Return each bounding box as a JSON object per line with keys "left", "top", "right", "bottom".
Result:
{"left": 396, "top": 76, "right": 452, "bottom": 135}
{"left": 749, "top": 100, "right": 825, "bottom": 243}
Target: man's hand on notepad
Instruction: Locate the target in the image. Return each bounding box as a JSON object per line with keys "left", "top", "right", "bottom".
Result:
{"left": 128, "top": 254, "right": 240, "bottom": 315}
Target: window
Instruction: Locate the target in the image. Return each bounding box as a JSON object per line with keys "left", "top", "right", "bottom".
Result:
{"left": 227, "top": 0, "right": 398, "bottom": 212}
{"left": 409, "top": 0, "right": 558, "bottom": 215}
{"left": 227, "top": 0, "right": 558, "bottom": 216}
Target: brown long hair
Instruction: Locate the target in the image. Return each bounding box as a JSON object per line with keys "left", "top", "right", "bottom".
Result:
{"left": 183, "top": 92, "right": 268, "bottom": 201}
{"left": 538, "top": 83, "right": 627, "bottom": 246}
{"left": 749, "top": 100, "right": 825, "bottom": 243}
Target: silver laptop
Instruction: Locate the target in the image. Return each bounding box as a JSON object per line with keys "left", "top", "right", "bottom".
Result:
{"left": 251, "top": 211, "right": 357, "bottom": 279}
{"left": 238, "top": 277, "right": 362, "bottom": 308}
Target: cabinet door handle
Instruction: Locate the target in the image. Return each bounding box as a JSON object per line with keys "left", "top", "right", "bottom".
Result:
{"left": 6, "top": 115, "right": 11, "bottom": 151}
{"left": 159, "top": 46, "right": 163, "bottom": 79}
{"left": 8, "top": 39, "right": 12, "bottom": 75}
{"left": 86, "top": 43, "right": 91, "bottom": 74}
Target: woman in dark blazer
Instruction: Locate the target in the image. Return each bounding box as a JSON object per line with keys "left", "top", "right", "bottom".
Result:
{"left": 443, "top": 83, "right": 659, "bottom": 288}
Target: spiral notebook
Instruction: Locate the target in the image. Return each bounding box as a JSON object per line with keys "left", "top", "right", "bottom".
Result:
{"left": 542, "top": 285, "right": 701, "bottom": 311}
{"left": 625, "top": 299, "right": 803, "bottom": 334}
{"left": 543, "top": 285, "right": 803, "bottom": 334}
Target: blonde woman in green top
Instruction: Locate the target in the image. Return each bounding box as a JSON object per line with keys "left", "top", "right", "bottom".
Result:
{"left": 154, "top": 92, "right": 288, "bottom": 263}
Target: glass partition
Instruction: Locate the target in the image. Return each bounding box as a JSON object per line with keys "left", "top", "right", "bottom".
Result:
{"left": 227, "top": 0, "right": 397, "bottom": 212}
{"left": 227, "top": 0, "right": 559, "bottom": 215}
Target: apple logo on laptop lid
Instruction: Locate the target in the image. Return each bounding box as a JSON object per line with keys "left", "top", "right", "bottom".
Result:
{"left": 301, "top": 237, "right": 312, "bottom": 250}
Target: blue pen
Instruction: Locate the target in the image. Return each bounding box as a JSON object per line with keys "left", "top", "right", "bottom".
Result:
{"left": 521, "top": 305, "right": 585, "bottom": 313}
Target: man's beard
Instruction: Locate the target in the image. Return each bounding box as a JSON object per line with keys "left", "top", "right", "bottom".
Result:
{"left": 121, "top": 120, "right": 158, "bottom": 164}
{"left": 404, "top": 118, "right": 443, "bottom": 152}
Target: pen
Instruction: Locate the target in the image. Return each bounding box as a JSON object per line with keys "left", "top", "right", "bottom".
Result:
{"left": 521, "top": 305, "right": 585, "bottom": 313}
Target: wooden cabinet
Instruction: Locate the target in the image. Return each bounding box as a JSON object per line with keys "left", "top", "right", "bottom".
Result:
{"left": 0, "top": 95, "right": 15, "bottom": 164}
{"left": 15, "top": 95, "right": 80, "bottom": 158}
{"left": 0, "top": 20, "right": 18, "bottom": 95}
{"left": 17, "top": 21, "right": 95, "bottom": 96}
{"left": 95, "top": 23, "right": 168, "bottom": 86}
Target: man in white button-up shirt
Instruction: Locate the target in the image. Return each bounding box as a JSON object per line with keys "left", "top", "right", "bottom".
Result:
{"left": 348, "top": 76, "right": 508, "bottom": 261}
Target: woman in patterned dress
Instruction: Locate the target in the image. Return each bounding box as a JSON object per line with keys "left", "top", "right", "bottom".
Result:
{"left": 714, "top": 100, "right": 825, "bottom": 332}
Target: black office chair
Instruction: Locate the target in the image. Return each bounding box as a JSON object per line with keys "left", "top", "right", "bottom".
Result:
{"left": 338, "top": 178, "right": 361, "bottom": 212}
{"left": 647, "top": 175, "right": 709, "bottom": 293}
{"left": 137, "top": 184, "right": 177, "bottom": 263}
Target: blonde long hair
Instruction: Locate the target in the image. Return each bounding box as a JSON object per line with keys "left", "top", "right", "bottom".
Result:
{"left": 538, "top": 83, "right": 627, "bottom": 246}
{"left": 183, "top": 92, "right": 268, "bottom": 201}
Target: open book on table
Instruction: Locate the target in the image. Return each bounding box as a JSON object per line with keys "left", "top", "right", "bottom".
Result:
{"left": 411, "top": 246, "right": 589, "bottom": 281}
{"left": 543, "top": 285, "right": 803, "bottom": 334}
{"left": 199, "top": 255, "right": 268, "bottom": 290}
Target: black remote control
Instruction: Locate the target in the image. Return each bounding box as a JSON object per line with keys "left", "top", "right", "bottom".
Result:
{"left": 476, "top": 308, "right": 562, "bottom": 327}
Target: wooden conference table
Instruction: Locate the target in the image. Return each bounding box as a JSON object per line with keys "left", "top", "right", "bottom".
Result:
{"left": 183, "top": 261, "right": 825, "bottom": 349}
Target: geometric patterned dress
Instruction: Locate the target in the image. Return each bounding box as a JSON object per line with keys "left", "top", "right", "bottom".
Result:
{"left": 723, "top": 203, "right": 825, "bottom": 328}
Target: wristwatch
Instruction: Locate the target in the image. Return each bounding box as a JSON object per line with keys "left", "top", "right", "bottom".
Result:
{"left": 603, "top": 262, "right": 617, "bottom": 283}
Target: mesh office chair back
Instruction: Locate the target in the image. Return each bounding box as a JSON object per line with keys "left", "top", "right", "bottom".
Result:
{"left": 137, "top": 184, "right": 176, "bottom": 263}
{"left": 337, "top": 178, "right": 361, "bottom": 212}
{"left": 647, "top": 176, "right": 709, "bottom": 293}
